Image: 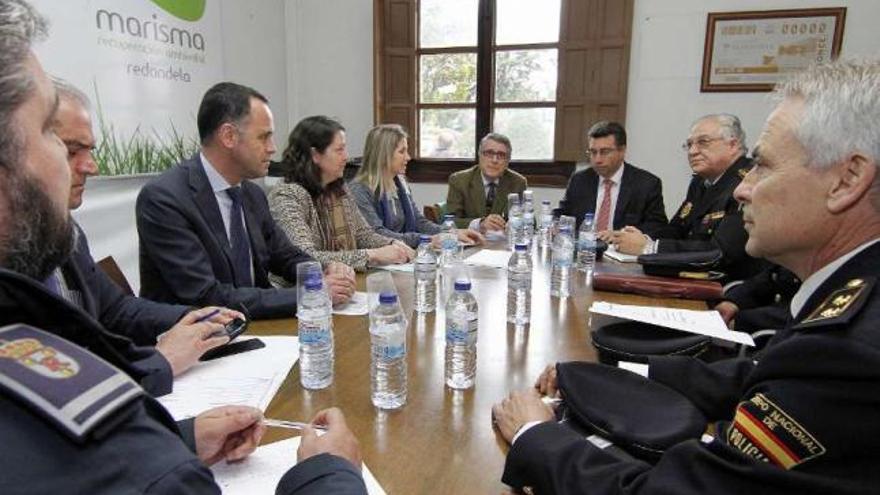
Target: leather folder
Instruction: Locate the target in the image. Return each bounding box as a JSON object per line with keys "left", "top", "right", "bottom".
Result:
{"left": 592, "top": 272, "right": 723, "bottom": 300}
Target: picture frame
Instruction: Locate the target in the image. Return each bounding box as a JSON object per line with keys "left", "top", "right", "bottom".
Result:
{"left": 700, "top": 8, "right": 846, "bottom": 92}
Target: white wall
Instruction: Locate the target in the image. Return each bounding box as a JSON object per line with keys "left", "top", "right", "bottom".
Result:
{"left": 625, "top": 0, "right": 880, "bottom": 215}
{"left": 220, "top": 0, "right": 290, "bottom": 143}
{"left": 284, "top": 0, "right": 375, "bottom": 155}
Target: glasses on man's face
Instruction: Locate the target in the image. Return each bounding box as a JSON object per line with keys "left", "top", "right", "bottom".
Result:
{"left": 481, "top": 149, "right": 509, "bottom": 161}
{"left": 587, "top": 147, "right": 619, "bottom": 159}
{"left": 681, "top": 136, "right": 724, "bottom": 152}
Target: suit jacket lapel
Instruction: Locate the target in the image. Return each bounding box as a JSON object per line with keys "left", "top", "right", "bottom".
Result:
{"left": 469, "top": 166, "right": 487, "bottom": 216}
{"left": 188, "top": 157, "right": 234, "bottom": 261}
{"left": 62, "top": 255, "right": 98, "bottom": 318}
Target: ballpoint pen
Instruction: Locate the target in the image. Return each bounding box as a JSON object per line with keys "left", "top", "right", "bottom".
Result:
{"left": 263, "top": 418, "right": 328, "bottom": 431}
{"left": 195, "top": 308, "right": 221, "bottom": 323}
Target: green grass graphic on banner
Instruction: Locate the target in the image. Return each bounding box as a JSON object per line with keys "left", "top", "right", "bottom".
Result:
{"left": 150, "top": 0, "right": 206, "bottom": 22}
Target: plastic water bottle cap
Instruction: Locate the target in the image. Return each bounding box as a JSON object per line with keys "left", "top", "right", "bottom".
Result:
{"left": 584, "top": 213, "right": 594, "bottom": 220}
{"left": 304, "top": 276, "right": 323, "bottom": 290}
{"left": 454, "top": 280, "right": 471, "bottom": 291}
{"left": 419, "top": 234, "right": 432, "bottom": 244}
{"left": 514, "top": 243, "right": 528, "bottom": 252}
{"left": 542, "top": 200, "right": 550, "bottom": 204}
{"left": 444, "top": 214, "right": 455, "bottom": 220}
{"left": 378, "top": 292, "right": 398, "bottom": 304}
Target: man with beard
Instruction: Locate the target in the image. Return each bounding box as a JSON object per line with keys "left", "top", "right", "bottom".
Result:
{"left": 493, "top": 60, "right": 880, "bottom": 494}
{"left": 0, "top": 1, "right": 366, "bottom": 492}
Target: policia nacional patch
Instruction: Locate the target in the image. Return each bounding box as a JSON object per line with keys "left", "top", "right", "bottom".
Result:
{"left": 727, "top": 393, "right": 826, "bottom": 469}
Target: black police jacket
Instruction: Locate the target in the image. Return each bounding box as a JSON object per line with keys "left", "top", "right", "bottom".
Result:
{"left": 503, "top": 241, "right": 880, "bottom": 494}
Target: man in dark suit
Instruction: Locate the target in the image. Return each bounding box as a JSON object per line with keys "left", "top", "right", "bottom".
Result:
{"left": 53, "top": 79, "right": 239, "bottom": 394}
{"left": 0, "top": 3, "right": 366, "bottom": 491}
{"left": 613, "top": 114, "right": 760, "bottom": 279}
{"left": 136, "top": 82, "right": 355, "bottom": 319}
{"left": 556, "top": 121, "right": 667, "bottom": 236}
{"left": 492, "top": 59, "right": 880, "bottom": 495}
{"left": 446, "top": 132, "right": 528, "bottom": 231}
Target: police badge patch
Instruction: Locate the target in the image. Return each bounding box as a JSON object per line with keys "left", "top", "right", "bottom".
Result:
{"left": 679, "top": 202, "right": 693, "bottom": 219}
{"left": 0, "top": 324, "right": 143, "bottom": 442}
{"left": 727, "top": 393, "right": 826, "bottom": 469}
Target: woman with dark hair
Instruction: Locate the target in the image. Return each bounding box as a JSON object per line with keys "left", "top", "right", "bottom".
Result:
{"left": 349, "top": 124, "right": 484, "bottom": 248}
{"left": 268, "top": 116, "right": 413, "bottom": 273}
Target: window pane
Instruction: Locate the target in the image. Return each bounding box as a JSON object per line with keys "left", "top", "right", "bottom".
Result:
{"left": 493, "top": 108, "right": 555, "bottom": 160}
{"left": 496, "top": 0, "right": 561, "bottom": 45}
{"left": 420, "top": 109, "right": 476, "bottom": 158}
{"left": 495, "top": 49, "right": 558, "bottom": 102}
{"left": 420, "top": 0, "right": 478, "bottom": 48}
{"left": 420, "top": 53, "right": 477, "bottom": 104}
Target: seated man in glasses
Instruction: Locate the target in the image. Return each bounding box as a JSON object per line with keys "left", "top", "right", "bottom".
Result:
{"left": 556, "top": 121, "right": 668, "bottom": 237}
{"left": 612, "top": 114, "right": 761, "bottom": 279}
{"left": 446, "top": 132, "right": 527, "bottom": 234}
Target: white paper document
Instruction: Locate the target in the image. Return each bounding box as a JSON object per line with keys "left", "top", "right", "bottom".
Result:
{"left": 589, "top": 302, "right": 754, "bottom": 346}
{"left": 376, "top": 263, "right": 414, "bottom": 273}
{"left": 211, "top": 437, "right": 386, "bottom": 494}
{"left": 158, "top": 336, "right": 300, "bottom": 420}
{"left": 603, "top": 247, "right": 639, "bottom": 263}
{"left": 333, "top": 291, "right": 369, "bottom": 315}
{"left": 463, "top": 249, "right": 511, "bottom": 269}
{"left": 617, "top": 360, "right": 650, "bottom": 377}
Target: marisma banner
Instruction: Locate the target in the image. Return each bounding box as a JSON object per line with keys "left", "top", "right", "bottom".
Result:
{"left": 32, "top": 0, "right": 224, "bottom": 175}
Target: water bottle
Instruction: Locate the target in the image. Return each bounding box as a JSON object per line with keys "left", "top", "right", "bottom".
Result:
{"left": 445, "top": 279, "right": 478, "bottom": 389}
{"left": 522, "top": 190, "right": 535, "bottom": 247}
{"left": 550, "top": 225, "right": 574, "bottom": 297}
{"left": 507, "top": 243, "right": 532, "bottom": 324}
{"left": 539, "top": 200, "right": 553, "bottom": 248}
{"left": 576, "top": 213, "right": 597, "bottom": 274}
{"left": 507, "top": 193, "right": 523, "bottom": 249}
{"left": 297, "top": 276, "right": 334, "bottom": 389}
{"left": 439, "top": 214, "right": 458, "bottom": 266}
{"left": 414, "top": 234, "right": 437, "bottom": 313}
{"left": 370, "top": 292, "right": 407, "bottom": 409}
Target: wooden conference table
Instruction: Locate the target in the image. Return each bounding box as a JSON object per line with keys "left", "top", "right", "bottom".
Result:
{"left": 252, "top": 245, "right": 705, "bottom": 494}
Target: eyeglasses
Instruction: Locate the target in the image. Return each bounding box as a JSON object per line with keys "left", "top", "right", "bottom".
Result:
{"left": 587, "top": 147, "right": 619, "bottom": 158}
{"left": 480, "top": 149, "right": 509, "bottom": 161}
{"left": 681, "top": 136, "right": 724, "bottom": 152}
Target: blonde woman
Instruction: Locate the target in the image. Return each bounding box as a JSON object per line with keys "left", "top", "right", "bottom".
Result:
{"left": 268, "top": 116, "right": 413, "bottom": 273}
{"left": 349, "top": 124, "right": 484, "bottom": 248}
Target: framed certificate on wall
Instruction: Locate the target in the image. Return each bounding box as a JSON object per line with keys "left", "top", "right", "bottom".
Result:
{"left": 701, "top": 8, "right": 846, "bottom": 92}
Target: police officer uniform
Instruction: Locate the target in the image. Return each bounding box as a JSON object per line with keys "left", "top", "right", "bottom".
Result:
{"left": 0, "top": 268, "right": 367, "bottom": 494}
{"left": 654, "top": 155, "right": 761, "bottom": 280}
{"left": 502, "top": 241, "right": 880, "bottom": 494}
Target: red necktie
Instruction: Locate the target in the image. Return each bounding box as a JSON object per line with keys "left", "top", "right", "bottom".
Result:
{"left": 596, "top": 179, "right": 614, "bottom": 231}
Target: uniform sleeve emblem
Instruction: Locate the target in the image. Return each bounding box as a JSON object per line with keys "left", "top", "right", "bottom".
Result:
{"left": 727, "top": 393, "right": 826, "bottom": 469}
{"left": 0, "top": 337, "right": 80, "bottom": 379}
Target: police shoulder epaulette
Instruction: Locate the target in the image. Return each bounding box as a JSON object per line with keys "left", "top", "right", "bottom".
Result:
{"left": 0, "top": 324, "right": 143, "bottom": 443}
{"left": 796, "top": 277, "right": 875, "bottom": 329}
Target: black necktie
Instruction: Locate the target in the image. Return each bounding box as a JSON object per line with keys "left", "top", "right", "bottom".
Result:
{"left": 485, "top": 182, "right": 497, "bottom": 210}
{"left": 227, "top": 187, "right": 253, "bottom": 287}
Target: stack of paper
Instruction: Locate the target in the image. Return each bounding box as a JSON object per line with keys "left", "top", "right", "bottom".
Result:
{"left": 603, "top": 247, "right": 639, "bottom": 263}
{"left": 211, "top": 437, "right": 386, "bottom": 494}
{"left": 462, "top": 249, "right": 511, "bottom": 269}
{"left": 589, "top": 302, "right": 754, "bottom": 346}
{"left": 333, "top": 291, "right": 369, "bottom": 315}
{"left": 158, "top": 336, "right": 300, "bottom": 420}
{"left": 376, "top": 263, "right": 414, "bottom": 273}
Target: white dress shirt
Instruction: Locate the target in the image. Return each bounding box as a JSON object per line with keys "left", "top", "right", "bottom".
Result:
{"left": 200, "top": 152, "right": 254, "bottom": 281}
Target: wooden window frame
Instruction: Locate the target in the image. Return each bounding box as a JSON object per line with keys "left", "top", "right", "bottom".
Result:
{"left": 375, "top": 0, "right": 632, "bottom": 188}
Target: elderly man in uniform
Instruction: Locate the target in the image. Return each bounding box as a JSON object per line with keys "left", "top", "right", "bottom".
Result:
{"left": 0, "top": 1, "right": 366, "bottom": 492}
{"left": 612, "top": 113, "right": 759, "bottom": 279}
{"left": 446, "top": 132, "right": 528, "bottom": 232}
{"left": 493, "top": 59, "right": 880, "bottom": 494}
